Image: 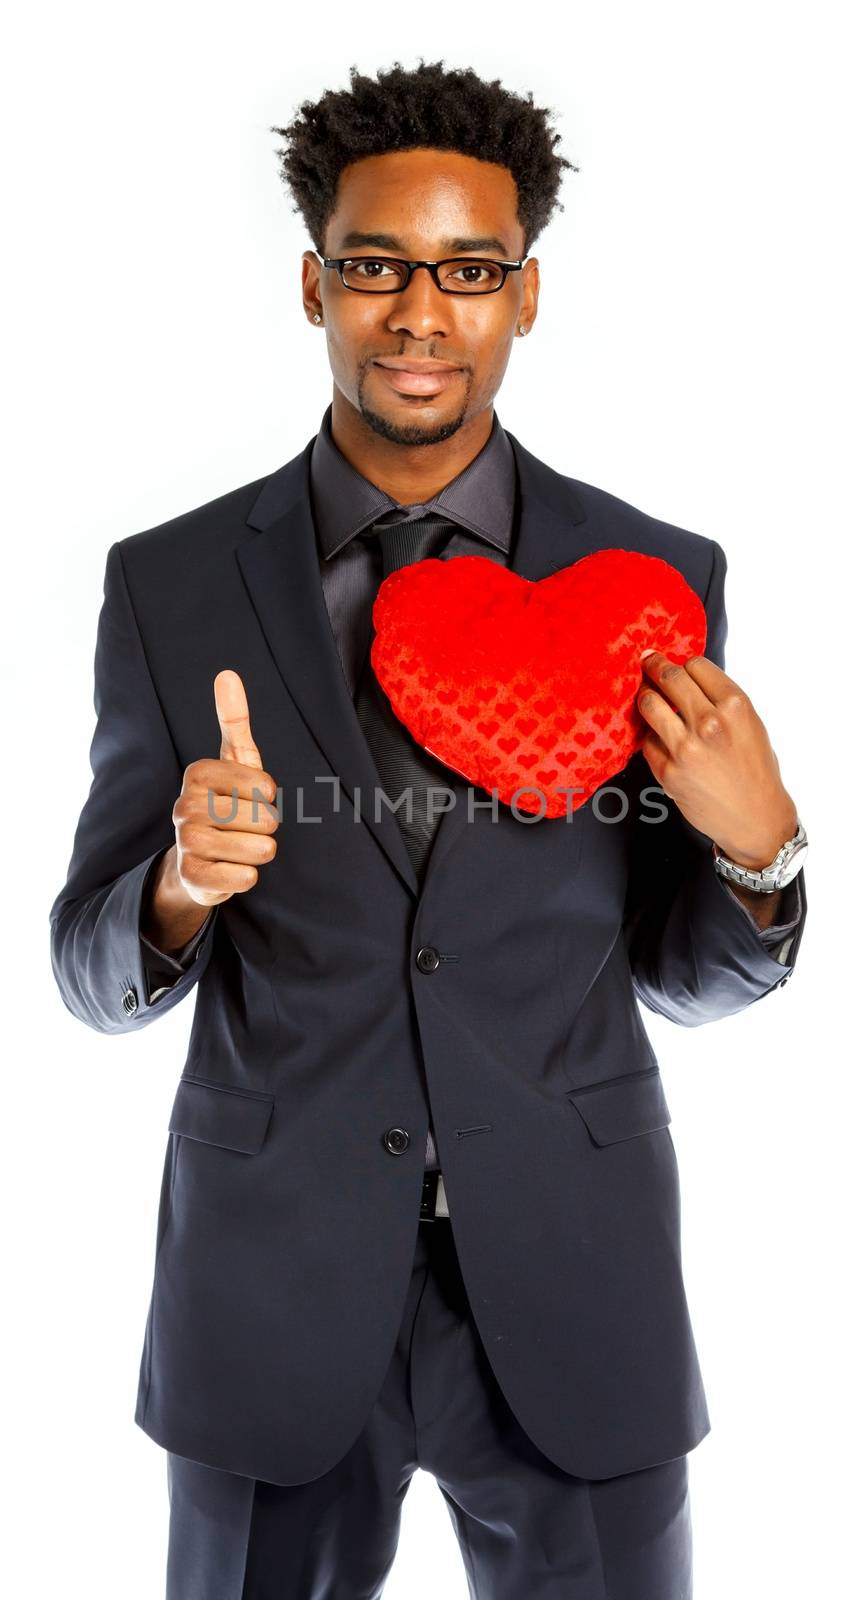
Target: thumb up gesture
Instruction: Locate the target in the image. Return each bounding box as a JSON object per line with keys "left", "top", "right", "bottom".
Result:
{"left": 171, "top": 670, "right": 281, "bottom": 908}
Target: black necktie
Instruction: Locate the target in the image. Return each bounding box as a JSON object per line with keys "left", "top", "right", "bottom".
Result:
{"left": 354, "top": 512, "right": 460, "bottom": 883}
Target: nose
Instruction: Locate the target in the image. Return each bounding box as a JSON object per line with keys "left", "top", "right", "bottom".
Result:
{"left": 384, "top": 267, "right": 454, "bottom": 342}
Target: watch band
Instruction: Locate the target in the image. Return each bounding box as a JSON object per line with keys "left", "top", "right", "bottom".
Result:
{"left": 712, "top": 819, "right": 808, "bottom": 893}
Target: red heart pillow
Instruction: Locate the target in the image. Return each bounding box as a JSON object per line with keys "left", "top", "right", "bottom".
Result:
{"left": 370, "top": 548, "right": 707, "bottom": 818}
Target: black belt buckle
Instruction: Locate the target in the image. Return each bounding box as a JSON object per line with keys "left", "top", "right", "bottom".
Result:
{"left": 419, "top": 1170, "right": 440, "bottom": 1221}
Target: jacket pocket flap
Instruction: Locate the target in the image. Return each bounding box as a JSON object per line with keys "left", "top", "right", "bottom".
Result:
{"left": 168, "top": 1075, "right": 275, "bottom": 1155}
{"left": 566, "top": 1068, "right": 671, "bottom": 1147}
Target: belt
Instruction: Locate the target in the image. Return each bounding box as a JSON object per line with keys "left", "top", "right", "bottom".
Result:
{"left": 419, "top": 1170, "right": 450, "bottom": 1221}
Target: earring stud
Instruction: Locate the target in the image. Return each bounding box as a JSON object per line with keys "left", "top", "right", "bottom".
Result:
{"left": 313, "top": 313, "right": 322, "bottom": 325}
{"left": 518, "top": 324, "right": 527, "bottom": 336}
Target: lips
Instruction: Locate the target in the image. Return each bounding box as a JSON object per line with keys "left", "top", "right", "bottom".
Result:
{"left": 373, "top": 361, "right": 464, "bottom": 397}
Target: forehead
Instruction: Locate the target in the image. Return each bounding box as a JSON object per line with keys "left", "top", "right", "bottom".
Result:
{"left": 326, "top": 148, "right": 522, "bottom": 253}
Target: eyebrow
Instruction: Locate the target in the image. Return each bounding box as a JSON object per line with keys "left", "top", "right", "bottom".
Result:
{"left": 334, "top": 231, "right": 515, "bottom": 257}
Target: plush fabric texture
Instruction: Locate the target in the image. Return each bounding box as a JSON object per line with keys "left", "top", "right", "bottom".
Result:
{"left": 370, "top": 548, "right": 707, "bottom": 818}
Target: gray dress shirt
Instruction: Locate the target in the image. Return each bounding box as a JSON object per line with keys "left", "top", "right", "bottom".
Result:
{"left": 140, "top": 405, "right": 804, "bottom": 1171}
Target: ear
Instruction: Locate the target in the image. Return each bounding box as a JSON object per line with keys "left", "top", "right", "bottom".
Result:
{"left": 516, "top": 256, "right": 540, "bottom": 336}
{"left": 301, "top": 250, "right": 325, "bottom": 326}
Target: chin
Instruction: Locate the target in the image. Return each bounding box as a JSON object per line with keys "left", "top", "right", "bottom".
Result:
{"left": 357, "top": 393, "right": 469, "bottom": 448}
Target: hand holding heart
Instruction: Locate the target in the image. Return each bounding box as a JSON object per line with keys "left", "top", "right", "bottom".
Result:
{"left": 637, "top": 651, "right": 798, "bottom": 869}
{"left": 370, "top": 546, "right": 798, "bottom": 862}
{"left": 370, "top": 548, "right": 711, "bottom": 818}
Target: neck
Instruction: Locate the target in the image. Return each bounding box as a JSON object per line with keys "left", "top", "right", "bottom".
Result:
{"left": 330, "top": 388, "right": 494, "bottom": 503}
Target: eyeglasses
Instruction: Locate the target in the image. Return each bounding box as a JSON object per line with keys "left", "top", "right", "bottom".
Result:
{"left": 316, "top": 252, "right": 526, "bottom": 295}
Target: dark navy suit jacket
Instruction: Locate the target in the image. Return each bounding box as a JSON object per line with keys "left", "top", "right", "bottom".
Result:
{"left": 49, "top": 425, "right": 808, "bottom": 1484}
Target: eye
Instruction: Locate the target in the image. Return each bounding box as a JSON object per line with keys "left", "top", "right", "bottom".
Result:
{"left": 444, "top": 260, "right": 497, "bottom": 286}
{"left": 343, "top": 258, "right": 400, "bottom": 282}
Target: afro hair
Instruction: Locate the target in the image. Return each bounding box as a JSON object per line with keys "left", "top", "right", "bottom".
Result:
{"left": 271, "top": 59, "right": 579, "bottom": 255}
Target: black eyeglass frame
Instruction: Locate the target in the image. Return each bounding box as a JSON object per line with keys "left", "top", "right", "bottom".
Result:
{"left": 315, "top": 251, "right": 527, "bottom": 296}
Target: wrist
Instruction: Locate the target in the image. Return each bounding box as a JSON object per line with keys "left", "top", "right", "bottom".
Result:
{"left": 150, "top": 844, "right": 186, "bottom": 908}
{"left": 713, "top": 805, "right": 799, "bottom": 871}
{"left": 142, "top": 845, "right": 210, "bottom": 954}
{"left": 714, "top": 842, "right": 783, "bottom": 872}
{"left": 712, "top": 812, "right": 807, "bottom": 898}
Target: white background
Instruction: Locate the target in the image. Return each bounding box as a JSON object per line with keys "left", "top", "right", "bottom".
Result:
{"left": 5, "top": 2, "right": 864, "bottom": 1594}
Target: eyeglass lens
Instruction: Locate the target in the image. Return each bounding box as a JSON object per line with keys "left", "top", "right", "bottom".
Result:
{"left": 340, "top": 258, "right": 507, "bottom": 293}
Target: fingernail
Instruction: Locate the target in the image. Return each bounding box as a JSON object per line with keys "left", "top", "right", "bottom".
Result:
{"left": 640, "top": 649, "right": 655, "bottom": 661}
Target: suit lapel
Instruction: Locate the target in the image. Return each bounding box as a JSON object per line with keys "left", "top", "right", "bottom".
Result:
{"left": 237, "top": 429, "right": 595, "bottom": 901}
{"left": 237, "top": 443, "right": 420, "bottom": 896}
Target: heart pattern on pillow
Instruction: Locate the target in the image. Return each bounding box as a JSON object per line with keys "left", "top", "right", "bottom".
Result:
{"left": 369, "top": 547, "right": 707, "bottom": 818}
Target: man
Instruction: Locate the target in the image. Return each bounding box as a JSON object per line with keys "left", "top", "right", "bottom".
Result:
{"left": 49, "top": 60, "right": 807, "bottom": 1600}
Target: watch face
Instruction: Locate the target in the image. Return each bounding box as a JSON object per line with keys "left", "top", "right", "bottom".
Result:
{"left": 778, "top": 842, "right": 808, "bottom": 887}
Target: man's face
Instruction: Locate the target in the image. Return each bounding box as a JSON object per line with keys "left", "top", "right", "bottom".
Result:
{"left": 302, "top": 148, "right": 538, "bottom": 447}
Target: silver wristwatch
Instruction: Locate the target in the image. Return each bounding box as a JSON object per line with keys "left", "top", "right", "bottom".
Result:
{"left": 712, "top": 819, "right": 808, "bottom": 893}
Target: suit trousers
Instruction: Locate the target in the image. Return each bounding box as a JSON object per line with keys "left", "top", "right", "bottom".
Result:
{"left": 165, "top": 1218, "right": 693, "bottom": 1599}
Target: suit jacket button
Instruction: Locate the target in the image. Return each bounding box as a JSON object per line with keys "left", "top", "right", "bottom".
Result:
{"left": 415, "top": 946, "right": 440, "bottom": 974}
{"left": 121, "top": 986, "right": 138, "bottom": 1016}
{"left": 384, "top": 1127, "right": 410, "bottom": 1155}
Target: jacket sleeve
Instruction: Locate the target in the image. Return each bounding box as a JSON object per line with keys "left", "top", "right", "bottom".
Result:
{"left": 717, "top": 870, "right": 803, "bottom": 964}
{"left": 48, "top": 540, "right": 218, "bottom": 1033}
{"left": 622, "top": 537, "right": 807, "bottom": 1026}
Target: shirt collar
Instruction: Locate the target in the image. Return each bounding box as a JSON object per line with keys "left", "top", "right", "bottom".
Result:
{"left": 309, "top": 402, "right": 516, "bottom": 560}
